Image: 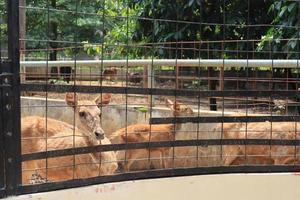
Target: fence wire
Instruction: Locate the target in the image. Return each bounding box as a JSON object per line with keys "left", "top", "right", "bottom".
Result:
{"left": 1, "top": 0, "right": 300, "bottom": 197}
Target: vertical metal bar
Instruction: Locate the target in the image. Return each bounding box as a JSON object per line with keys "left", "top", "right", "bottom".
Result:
{"left": 294, "top": 0, "right": 300, "bottom": 166}
{"left": 207, "top": 41, "right": 217, "bottom": 111}
{"left": 143, "top": 64, "right": 148, "bottom": 88}
{"left": 19, "top": 0, "right": 26, "bottom": 83}
{"left": 175, "top": 65, "right": 179, "bottom": 89}
{"left": 173, "top": 1, "right": 180, "bottom": 170}
{"left": 4, "top": 0, "right": 21, "bottom": 196}
{"left": 98, "top": 0, "right": 106, "bottom": 176}
{"left": 45, "top": 0, "right": 50, "bottom": 182}
{"left": 0, "top": 0, "right": 5, "bottom": 191}
{"left": 269, "top": 2, "right": 275, "bottom": 165}
{"left": 0, "top": 65, "right": 4, "bottom": 191}
{"left": 244, "top": 0, "right": 250, "bottom": 166}
{"left": 124, "top": 0, "right": 130, "bottom": 172}
{"left": 196, "top": 42, "right": 202, "bottom": 167}
{"left": 71, "top": 0, "right": 79, "bottom": 181}
{"left": 208, "top": 66, "right": 217, "bottom": 111}
{"left": 196, "top": 4, "right": 203, "bottom": 167}
{"left": 147, "top": 65, "right": 154, "bottom": 107}
{"left": 220, "top": 0, "right": 225, "bottom": 166}
{"left": 147, "top": 13, "right": 156, "bottom": 170}
{"left": 0, "top": 1, "right": 5, "bottom": 189}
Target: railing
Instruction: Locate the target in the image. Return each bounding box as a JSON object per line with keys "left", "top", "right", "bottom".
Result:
{"left": 20, "top": 59, "right": 300, "bottom": 68}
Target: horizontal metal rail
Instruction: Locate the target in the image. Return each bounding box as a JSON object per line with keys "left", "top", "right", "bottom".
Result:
{"left": 18, "top": 165, "right": 300, "bottom": 195}
{"left": 20, "top": 59, "right": 300, "bottom": 68}
{"left": 150, "top": 116, "right": 300, "bottom": 124}
{"left": 20, "top": 84, "right": 300, "bottom": 98}
{"left": 22, "top": 139, "right": 300, "bottom": 162}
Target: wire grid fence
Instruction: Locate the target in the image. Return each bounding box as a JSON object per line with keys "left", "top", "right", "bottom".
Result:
{"left": 1, "top": 0, "right": 300, "bottom": 197}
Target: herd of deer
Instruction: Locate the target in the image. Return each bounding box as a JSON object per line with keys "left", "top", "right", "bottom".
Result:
{"left": 21, "top": 93, "right": 300, "bottom": 184}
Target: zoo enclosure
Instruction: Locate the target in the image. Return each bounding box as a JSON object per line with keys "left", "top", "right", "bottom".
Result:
{"left": 2, "top": 0, "right": 300, "bottom": 198}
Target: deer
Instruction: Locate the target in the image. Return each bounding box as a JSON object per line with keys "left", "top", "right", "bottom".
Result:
{"left": 128, "top": 72, "right": 142, "bottom": 86}
{"left": 220, "top": 121, "right": 300, "bottom": 166}
{"left": 110, "top": 99, "right": 194, "bottom": 172}
{"left": 21, "top": 93, "right": 118, "bottom": 184}
{"left": 103, "top": 67, "right": 117, "bottom": 84}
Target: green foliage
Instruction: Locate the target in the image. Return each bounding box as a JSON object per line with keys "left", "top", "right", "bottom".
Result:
{"left": 128, "top": 0, "right": 273, "bottom": 58}
{"left": 49, "top": 78, "right": 69, "bottom": 85}
{"left": 25, "top": 0, "right": 106, "bottom": 59}
{"left": 259, "top": 1, "right": 300, "bottom": 58}
{"left": 2, "top": 0, "right": 299, "bottom": 61}
{"left": 187, "top": 80, "right": 202, "bottom": 89}
{"left": 0, "top": 0, "right": 7, "bottom": 52}
{"left": 134, "top": 106, "right": 148, "bottom": 113}
{"left": 24, "top": 0, "right": 143, "bottom": 59}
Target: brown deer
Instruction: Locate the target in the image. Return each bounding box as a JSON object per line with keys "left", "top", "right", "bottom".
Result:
{"left": 220, "top": 121, "right": 300, "bottom": 166}
{"left": 103, "top": 67, "right": 117, "bottom": 84}
{"left": 111, "top": 99, "right": 194, "bottom": 172}
{"left": 22, "top": 93, "right": 118, "bottom": 184}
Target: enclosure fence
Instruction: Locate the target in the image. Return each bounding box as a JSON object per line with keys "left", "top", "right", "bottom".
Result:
{"left": 2, "top": 0, "right": 300, "bottom": 198}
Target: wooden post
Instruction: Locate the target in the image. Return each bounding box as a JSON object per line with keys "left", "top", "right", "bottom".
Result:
{"left": 147, "top": 65, "right": 155, "bottom": 108}
{"left": 208, "top": 67, "right": 217, "bottom": 111}
{"left": 176, "top": 66, "right": 179, "bottom": 89}
{"left": 207, "top": 42, "right": 217, "bottom": 111}
{"left": 143, "top": 65, "right": 148, "bottom": 88}
{"left": 219, "top": 65, "right": 224, "bottom": 91}
{"left": 49, "top": 0, "right": 58, "bottom": 80}
{"left": 252, "top": 41, "right": 258, "bottom": 92}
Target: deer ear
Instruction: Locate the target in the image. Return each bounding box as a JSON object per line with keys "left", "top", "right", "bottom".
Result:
{"left": 173, "top": 101, "right": 182, "bottom": 112}
{"left": 65, "top": 92, "right": 78, "bottom": 107}
{"left": 95, "top": 93, "right": 112, "bottom": 107}
{"left": 166, "top": 99, "right": 175, "bottom": 110}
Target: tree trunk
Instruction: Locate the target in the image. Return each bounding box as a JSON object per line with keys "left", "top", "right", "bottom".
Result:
{"left": 50, "top": 0, "right": 58, "bottom": 78}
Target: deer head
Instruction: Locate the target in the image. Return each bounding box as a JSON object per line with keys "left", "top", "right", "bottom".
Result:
{"left": 166, "top": 99, "right": 194, "bottom": 130}
{"left": 166, "top": 99, "right": 194, "bottom": 117}
{"left": 65, "top": 93, "right": 112, "bottom": 140}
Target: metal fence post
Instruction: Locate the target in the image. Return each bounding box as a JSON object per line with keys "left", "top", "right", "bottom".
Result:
{"left": 0, "top": 63, "right": 4, "bottom": 199}
{"left": 3, "top": 0, "right": 21, "bottom": 196}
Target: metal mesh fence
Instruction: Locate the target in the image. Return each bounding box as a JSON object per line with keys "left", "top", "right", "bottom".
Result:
{"left": 1, "top": 0, "right": 300, "bottom": 197}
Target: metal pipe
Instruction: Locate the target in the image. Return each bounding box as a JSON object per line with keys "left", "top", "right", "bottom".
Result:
{"left": 20, "top": 59, "right": 300, "bottom": 68}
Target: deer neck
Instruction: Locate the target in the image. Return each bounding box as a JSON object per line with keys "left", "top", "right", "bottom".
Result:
{"left": 76, "top": 120, "right": 100, "bottom": 146}
{"left": 174, "top": 123, "right": 182, "bottom": 131}
{"left": 172, "top": 113, "right": 182, "bottom": 131}
{"left": 79, "top": 129, "right": 101, "bottom": 159}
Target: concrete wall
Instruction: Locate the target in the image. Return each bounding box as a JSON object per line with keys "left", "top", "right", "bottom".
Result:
{"left": 21, "top": 96, "right": 225, "bottom": 139}
{"left": 9, "top": 173, "right": 300, "bottom": 200}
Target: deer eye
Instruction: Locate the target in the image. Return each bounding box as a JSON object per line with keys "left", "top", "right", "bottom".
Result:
{"left": 99, "top": 113, "right": 102, "bottom": 117}
{"left": 79, "top": 111, "right": 86, "bottom": 118}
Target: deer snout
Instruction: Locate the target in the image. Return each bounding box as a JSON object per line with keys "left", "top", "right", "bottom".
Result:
{"left": 94, "top": 128, "right": 105, "bottom": 140}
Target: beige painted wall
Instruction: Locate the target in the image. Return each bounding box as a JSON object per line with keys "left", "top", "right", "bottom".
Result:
{"left": 8, "top": 173, "right": 300, "bottom": 200}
